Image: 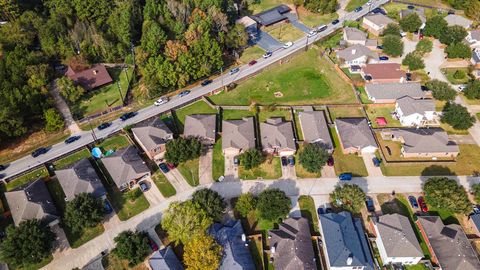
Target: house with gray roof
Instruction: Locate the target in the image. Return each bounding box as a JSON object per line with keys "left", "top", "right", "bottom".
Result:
{"left": 55, "top": 158, "right": 107, "bottom": 201}
{"left": 319, "top": 211, "right": 374, "bottom": 270}
{"left": 268, "top": 217, "right": 317, "bottom": 270}
{"left": 416, "top": 216, "right": 480, "bottom": 270}
{"left": 184, "top": 114, "right": 216, "bottom": 145}
{"left": 445, "top": 14, "right": 472, "bottom": 29}
{"left": 395, "top": 96, "right": 437, "bottom": 127}
{"left": 222, "top": 117, "right": 256, "bottom": 155}
{"left": 371, "top": 214, "right": 423, "bottom": 265}
{"left": 362, "top": 14, "right": 396, "bottom": 35}
{"left": 381, "top": 128, "right": 459, "bottom": 158}
{"left": 466, "top": 30, "right": 480, "bottom": 48}
{"left": 149, "top": 247, "right": 184, "bottom": 270}
{"left": 400, "top": 8, "right": 426, "bottom": 24}
{"left": 82, "top": 257, "right": 104, "bottom": 270}
{"left": 209, "top": 220, "right": 255, "bottom": 270}
{"left": 5, "top": 178, "right": 59, "bottom": 227}
{"left": 334, "top": 118, "right": 377, "bottom": 155}
{"left": 132, "top": 118, "right": 173, "bottom": 161}
{"left": 298, "top": 111, "right": 333, "bottom": 153}
{"left": 250, "top": 5, "right": 291, "bottom": 27}
{"left": 337, "top": 45, "right": 379, "bottom": 71}
{"left": 342, "top": 27, "right": 378, "bottom": 49}
{"left": 365, "top": 82, "right": 426, "bottom": 103}
{"left": 469, "top": 213, "right": 480, "bottom": 237}
{"left": 472, "top": 48, "right": 480, "bottom": 66}
{"left": 102, "top": 146, "right": 150, "bottom": 191}
{"left": 260, "top": 118, "right": 296, "bottom": 156}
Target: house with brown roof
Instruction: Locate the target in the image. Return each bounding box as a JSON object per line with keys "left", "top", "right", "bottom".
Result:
{"left": 184, "top": 114, "right": 216, "bottom": 145}
{"left": 222, "top": 117, "right": 256, "bottom": 155}
{"left": 361, "top": 63, "right": 407, "bottom": 83}
{"left": 362, "top": 14, "right": 396, "bottom": 36}
{"left": 260, "top": 118, "right": 296, "bottom": 156}
{"left": 132, "top": 118, "right": 173, "bottom": 161}
{"left": 334, "top": 118, "right": 377, "bottom": 155}
{"left": 66, "top": 64, "right": 113, "bottom": 91}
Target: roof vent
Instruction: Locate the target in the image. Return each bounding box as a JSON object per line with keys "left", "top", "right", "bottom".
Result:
{"left": 242, "top": 234, "right": 246, "bottom": 242}
{"left": 93, "top": 69, "right": 98, "bottom": 75}
{"left": 351, "top": 49, "right": 357, "bottom": 55}
{"left": 347, "top": 256, "right": 353, "bottom": 265}
{"left": 271, "top": 246, "right": 276, "bottom": 254}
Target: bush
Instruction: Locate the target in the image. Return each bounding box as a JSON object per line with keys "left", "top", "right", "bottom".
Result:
{"left": 445, "top": 43, "right": 472, "bottom": 59}
{"left": 423, "top": 177, "right": 471, "bottom": 214}
{"left": 330, "top": 184, "right": 366, "bottom": 213}
{"left": 64, "top": 193, "right": 104, "bottom": 233}
{"left": 464, "top": 80, "right": 480, "bottom": 100}
{"left": 44, "top": 108, "right": 64, "bottom": 132}
{"left": 399, "top": 13, "right": 422, "bottom": 32}
{"left": 426, "top": 80, "right": 457, "bottom": 101}
{"left": 125, "top": 188, "right": 142, "bottom": 202}
{"left": 382, "top": 35, "right": 404, "bottom": 57}
{"left": 453, "top": 70, "right": 466, "bottom": 80}
{"left": 257, "top": 189, "right": 291, "bottom": 222}
{"left": 440, "top": 26, "right": 468, "bottom": 45}
{"left": 441, "top": 102, "right": 476, "bottom": 130}
{"left": 191, "top": 188, "right": 226, "bottom": 221}
{"left": 239, "top": 149, "right": 264, "bottom": 170}
{"left": 415, "top": 39, "right": 433, "bottom": 54}
{"left": 298, "top": 143, "right": 329, "bottom": 173}
{"left": 402, "top": 52, "right": 425, "bottom": 71}
{"left": 165, "top": 137, "right": 202, "bottom": 164}
{"left": 113, "top": 231, "right": 150, "bottom": 267}
{"left": 235, "top": 193, "right": 257, "bottom": 217}
{"left": 381, "top": 23, "right": 401, "bottom": 37}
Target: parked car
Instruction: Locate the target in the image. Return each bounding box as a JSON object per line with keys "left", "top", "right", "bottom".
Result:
{"left": 97, "top": 122, "right": 112, "bottom": 130}
{"left": 281, "top": 156, "right": 288, "bottom": 167}
{"left": 248, "top": 60, "right": 257, "bottom": 66}
{"left": 154, "top": 97, "right": 169, "bottom": 106}
{"left": 201, "top": 79, "right": 213, "bottom": 86}
{"left": 372, "top": 157, "right": 382, "bottom": 167}
{"left": 364, "top": 75, "right": 372, "bottom": 81}
{"left": 159, "top": 163, "right": 170, "bottom": 173}
{"left": 263, "top": 51, "right": 273, "bottom": 59}
{"left": 104, "top": 200, "right": 113, "bottom": 214}
{"left": 473, "top": 205, "right": 480, "bottom": 214}
{"left": 354, "top": 6, "right": 363, "bottom": 12}
{"left": 120, "top": 111, "right": 137, "bottom": 121}
{"left": 317, "top": 207, "right": 325, "bottom": 215}
{"left": 331, "top": 19, "right": 340, "bottom": 25}
{"left": 447, "top": 9, "right": 455, "bottom": 15}
{"left": 31, "top": 147, "right": 48, "bottom": 158}
{"left": 406, "top": 73, "right": 412, "bottom": 81}
{"left": 139, "top": 181, "right": 150, "bottom": 192}
{"left": 400, "top": 31, "right": 407, "bottom": 37}
{"left": 316, "top": 25, "right": 327, "bottom": 32}
{"left": 148, "top": 237, "right": 159, "bottom": 251}
{"left": 178, "top": 90, "right": 191, "bottom": 97}
{"left": 458, "top": 85, "right": 466, "bottom": 91}
{"left": 327, "top": 156, "right": 334, "bottom": 167}
{"left": 283, "top": 41, "right": 293, "bottom": 49}
{"left": 233, "top": 156, "right": 240, "bottom": 166}
{"left": 307, "top": 31, "right": 317, "bottom": 38}
{"left": 365, "top": 196, "right": 375, "bottom": 212}
{"left": 229, "top": 67, "right": 240, "bottom": 75}
{"left": 339, "top": 173, "right": 352, "bottom": 181}
{"left": 418, "top": 196, "right": 428, "bottom": 213}
{"left": 407, "top": 5, "right": 415, "bottom": 10}
{"left": 366, "top": 0, "right": 372, "bottom": 6}
{"left": 166, "top": 163, "right": 176, "bottom": 170}
{"left": 372, "top": 7, "right": 386, "bottom": 15}
{"left": 0, "top": 164, "right": 5, "bottom": 171}
{"left": 288, "top": 156, "right": 295, "bottom": 166}
{"left": 379, "top": 56, "right": 389, "bottom": 61}
{"left": 376, "top": 45, "right": 383, "bottom": 50}
{"left": 64, "top": 135, "right": 81, "bottom": 144}
{"left": 408, "top": 195, "right": 418, "bottom": 208}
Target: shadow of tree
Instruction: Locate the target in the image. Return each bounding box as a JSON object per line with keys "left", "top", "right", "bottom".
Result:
{"left": 421, "top": 165, "right": 456, "bottom": 176}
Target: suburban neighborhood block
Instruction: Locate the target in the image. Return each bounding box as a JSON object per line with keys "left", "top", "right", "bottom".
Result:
{"left": 260, "top": 118, "right": 296, "bottom": 156}
{"left": 132, "top": 118, "right": 174, "bottom": 161}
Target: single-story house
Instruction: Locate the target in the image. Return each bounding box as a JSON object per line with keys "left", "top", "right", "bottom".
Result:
{"left": 361, "top": 63, "right": 406, "bottom": 83}
{"left": 209, "top": 220, "right": 255, "bottom": 270}
{"left": 336, "top": 44, "right": 379, "bottom": 72}
{"left": 319, "top": 211, "right": 375, "bottom": 270}
{"left": 268, "top": 217, "right": 317, "bottom": 270}
{"left": 445, "top": 14, "right": 472, "bottom": 29}
{"left": 395, "top": 96, "right": 436, "bottom": 127}
{"left": 370, "top": 214, "right": 423, "bottom": 265}
{"left": 149, "top": 247, "right": 184, "bottom": 270}
{"left": 362, "top": 14, "right": 395, "bottom": 36}
{"left": 250, "top": 5, "right": 291, "bottom": 27}
{"left": 222, "top": 117, "right": 256, "bottom": 156}
{"left": 102, "top": 146, "right": 150, "bottom": 191}
{"left": 466, "top": 30, "right": 480, "bottom": 48}
{"left": 365, "top": 82, "right": 426, "bottom": 103}
{"left": 472, "top": 48, "right": 480, "bottom": 67}
{"left": 298, "top": 111, "right": 334, "bottom": 153}
{"left": 416, "top": 216, "right": 480, "bottom": 270}
{"left": 342, "top": 27, "right": 377, "bottom": 49}
{"left": 132, "top": 118, "right": 173, "bottom": 161}
{"left": 184, "top": 114, "right": 216, "bottom": 145}
{"left": 55, "top": 158, "right": 107, "bottom": 201}
{"left": 381, "top": 128, "right": 459, "bottom": 158}
{"left": 66, "top": 64, "right": 113, "bottom": 91}
{"left": 334, "top": 118, "right": 378, "bottom": 155}
{"left": 400, "top": 9, "right": 426, "bottom": 26}
{"left": 5, "top": 178, "right": 59, "bottom": 227}
{"left": 260, "top": 118, "right": 296, "bottom": 156}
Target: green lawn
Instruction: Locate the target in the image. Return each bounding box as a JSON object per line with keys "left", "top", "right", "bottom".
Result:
{"left": 52, "top": 148, "right": 91, "bottom": 170}
{"left": 174, "top": 100, "right": 217, "bottom": 132}
{"left": 212, "top": 139, "right": 225, "bottom": 181}
{"left": 6, "top": 167, "right": 49, "bottom": 191}
{"left": 442, "top": 68, "right": 471, "bottom": 85}
{"left": 113, "top": 188, "right": 150, "bottom": 221}
{"left": 239, "top": 46, "right": 265, "bottom": 64}
{"left": 331, "top": 128, "right": 368, "bottom": 176}
{"left": 102, "top": 252, "right": 149, "bottom": 270}
{"left": 266, "top": 23, "right": 305, "bottom": 43}
{"left": 177, "top": 158, "right": 200, "bottom": 186}
{"left": 258, "top": 109, "right": 292, "bottom": 122}
{"left": 298, "top": 195, "right": 319, "bottom": 234}
{"left": 210, "top": 47, "right": 357, "bottom": 105}
{"left": 365, "top": 105, "right": 402, "bottom": 128}
{"left": 222, "top": 109, "right": 255, "bottom": 121}
{"left": 345, "top": 0, "right": 369, "bottom": 12}
{"left": 239, "top": 157, "right": 282, "bottom": 180}
{"left": 317, "top": 30, "right": 342, "bottom": 49}
{"left": 357, "top": 86, "right": 372, "bottom": 104}
{"left": 71, "top": 67, "right": 133, "bottom": 119}
{"left": 96, "top": 134, "right": 131, "bottom": 152}
{"left": 405, "top": 264, "right": 429, "bottom": 270}
{"left": 151, "top": 172, "right": 176, "bottom": 198}
{"left": 293, "top": 110, "right": 303, "bottom": 141}
{"left": 328, "top": 106, "right": 365, "bottom": 120}
{"left": 299, "top": 8, "right": 338, "bottom": 28}
{"left": 295, "top": 145, "right": 322, "bottom": 178}
{"left": 427, "top": 205, "right": 459, "bottom": 225}
{"left": 248, "top": 0, "right": 284, "bottom": 14}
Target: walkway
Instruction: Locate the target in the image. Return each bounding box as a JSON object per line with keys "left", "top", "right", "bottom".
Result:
{"left": 50, "top": 80, "right": 81, "bottom": 134}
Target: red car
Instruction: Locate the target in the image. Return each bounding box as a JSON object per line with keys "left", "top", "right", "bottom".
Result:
{"left": 249, "top": 60, "right": 257, "bottom": 66}
{"left": 148, "top": 237, "right": 159, "bottom": 251}
{"left": 167, "top": 163, "right": 176, "bottom": 170}
{"left": 418, "top": 196, "right": 429, "bottom": 213}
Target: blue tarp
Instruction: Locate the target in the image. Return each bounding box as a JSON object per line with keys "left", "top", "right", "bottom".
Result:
{"left": 91, "top": 147, "right": 102, "bottom": 158}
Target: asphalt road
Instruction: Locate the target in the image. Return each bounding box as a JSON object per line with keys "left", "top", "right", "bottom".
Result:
{"left": 1, "top": 0, "right": 388, "bottom": 181}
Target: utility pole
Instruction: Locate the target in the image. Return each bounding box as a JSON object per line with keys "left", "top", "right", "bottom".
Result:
{"left": 305, "top": 35, "right": 309, "bottom": 51}
{"left": 220, "top": 66, "right": 225, "bottom": 91}
{"left": 87, "top": 118, "right": 98, "bottom": 143}
{"left": 130, "top": 42, "right": 136, "bottom": 84}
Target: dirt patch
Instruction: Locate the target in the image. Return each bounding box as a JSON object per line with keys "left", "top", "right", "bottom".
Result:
{"left": 274, "top": 92, "right": 283, "bottom": 98}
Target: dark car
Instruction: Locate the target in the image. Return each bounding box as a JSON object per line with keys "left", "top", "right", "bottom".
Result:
{"left": 407, "top": 5, "right": 415, "bottom": 10}
{"left": 447, "top": 9, "right": 455, "bottom": 15}
{"left": 178, "top": 90, "right": 191, "bottom": 97}
{"left": 249, "top": 60, "right": 257, "bottom": 66}
{"left": 0, "top": 164, "right": 5, "bottom": 171}
{"left": 372, "top": 157, "right": 382, "bottom": 167}
{"left": 281, "top": 156, "right": 288, "bottom": 167}
{"left": 201, "top": 79, "right": 213, "bottom": 86}
{"left": 139, "top": 181, "right": 150, "bottom": 192}
{"left": 332, "top": 19, "right": 340, "bottom": 25}
{"left": 148, "top": 237, "right": 159, "bottom": 251}
{"left": 97, "top": 122, "right": 112, "bottom": 130}
{"left": 364, "top": 75, "right": 372, "bottom": 81}
{"left": 64, "top": 135, "right": 81, "bottom": 144}
{"left": 229, "top": 67, "right": 240, "bottom": 75}
{"left": 327, "top": 156, "right": 334, "bottom": 167}
{"left": 406, "top": 73, "right": 412, "bottom": 81}
{"left": 159, "top": 163, "right": 170, "bottom": 174}
{"left": 376, "top": 45, "right": 383, "bottom": 50}
{"left": 104, "top": 200, "right": 113, "bottom": 214}
{"left": 372, "top": 7, "right": 386, "bottom": 15}
{"left": 354, "top": 6, "right": 363, "bottom": 12}
{"left": 418, "top": 196, "right": 428, "bottom": 213}
{"left": 234, "top": 156, "right": 240, "bottom": 166}
{"left": 120, "top": 111, "right": 137, "bottom": 121}
{"left": 31, "top": 147, "right": 48, "bottom": 158}
{"left": 317, "top": 208, "right": 325, "bottom": 215}
{"left": 379, "top": 56, "right": 389, "bottom": 61}
{"left": 288, "top": 156, "right": 295, "bottom": 166}
{"left": 365, "top": 196, "right": 375, "bottom": 212}
{"left": 408, "top": 195, "right": 418, "bottom": 208}
{"left": 339, "top": 173, "right": 352, "bottom": 181}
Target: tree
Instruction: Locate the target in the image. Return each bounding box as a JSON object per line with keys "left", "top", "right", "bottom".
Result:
{"left": 445, "top": 43, "right": 471, "bottom": 59}
{"left": 113, "top": 231, "right": 150, "bottom": 267}
{"left": 256, "top": 189, "right": 291, "bottom": 222}
{"left": 44, "top": 108, "right": 64, "bottom": 132}
{"left": 164, "top": 137, "right": 202, "bottom": 164}
{"left": 426, "top": 80, "right": 457, "bottom": 101}
{"left": 423, "top": 15, "right": 447, "bottom": 39}
{"left": 440, "top": 26, "right": 468, "bottom": 45}
{"left": 453, "top": 70, "right": 466, "bottom": 80}
{"left": 472, "top": 183, "right": 480, "bottom": 203}
{"left": 304, "top": 0, "right": 337, "bottom": 14}
{"left": 399, "top": 13, "right": 422, "bottom": 32}
{"left": 0, "top": 220, "right": 55, "bottom": 267}
{"left": 184, "top": 234, "right": 222, "bottom": 270}
{"left": 239, "top": 149, "right": 264, "bottom": 170}
{"left": 161, "top": 200, "right": 213, "bottom": 244}
{"left": 57, "top": 77, "right": 85, "bottom": 103}
{"left": 191, "top": 188, "right": 226, "bottom": 221}
{"left": 381, "top": 23, "right": 401, "bottom": 37}
{"left": 64, "top": 193, "right": 104, "bottom": 233}
{"left": 225, "top": 24, "right": 248, "bottom": 50}
{"left": 402, "top": 52, "right": 425, "bottom": 71}
{"left": 140, "top": 20, "right": 167, "bottom": 55}
{"left": 415, "top": 38, "right": 433, "bottom": 54}
{"left": 382, "top": 35, "right": 404, "bottom": 57}
{"left": 330, "top": 184, "right": 366, "bottom": 213}
{"left": 235, "top": 193, "right": 257, "bottom": 217}
{"left": 464, "top": 80, "right": 480, "bottom": 100}
{"left": 423, "top": 177, "right": 471, "bottom": 214}
{"left": 441, "top": 102, "right": 476, "bottom": 130}
{"left": 299, "top": 143, "right": 329, "bottom": 173}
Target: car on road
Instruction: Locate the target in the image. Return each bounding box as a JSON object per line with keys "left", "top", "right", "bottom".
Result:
{"left": 139, "top": 181, "right": 150, "bottom": 192}
{"left": 418, "top": 196, "right": 428, "bottom": 213}
{"left": 167, "top": 163, "right": 176, "bottom": 170}
{"left": 366, "top": 0, "right": 372, "bottom": 6}
{"left": 0, "top": 164, "right": 5, "bottom": 171}
{"left": 307, "top": 30, "right": 317, "bottom": 38}
{"left": 327, "top": 156, "right": 334, "bottom": 167}
{"left": 376, "top": 45, "right": 383, "bottom": 50}
{"left": 178, "top": 90, "right": 191, "bottom": 97}
{"left": 365, "top": 196, "right": 375, "bottom": 212}
{"left": 31, "top": 147, "right": 48, "bottom": 158}
{"left": 229, "top": 67, "right": 240, "bottom": 75}
{"left": 201, "top": 79, "right": 213, "bottom": 86}
{"left": 249, "top": 60, "right": 257, "bottom": 66}
{"left": 372, "top": 157, "right": 382, "bottom": 167}
{"left": 263, "top": 51, "right": 273, "bottom": 59}
{"left": 65, "top": 135, "right": 81, "bottom": 144}
{"left": 316, "top": 25, "right": 327, "bottom": 33}
{"left": 407, "top": 5, "right": 415, "bottom": 9}
{"left": 234, "top": 156, "right": 240, "bottom": 166}
{"left": 408, "top": 195, "right": 418, "bottom": 208}
{"left": 283, "top": 41, "right": 293, "bottom": 49}
{"left": 97, "top": 122, "right": 112, "bottom": 130}
{"left": 154, "top": 97, "right": 168, "bottom": 106}
{"left": 148, "top": 237, "right": 159, "bottom": 251}
{"left": 281, "top": 156, "right": 288, "bottom": 167}
{"left": 331, "top": 19, "right": 340, "bottom": 25}
{"left": 288, "top": 156, "right": 295, "bottom": 166}
{"left": 354, "top": 6, "right": 363, "bottom": 12}
{"left": 120, "top": 111, "right": 137, "bottom": 121}
{"left": 103, "top": 200, "right": 113, "bottom": 214}
{"left": 159, "top": 163, "right": 170, "bottom": 174}
{"left": 339, "top": 173, "right": 352, "bottom": 181}
{"left": 379, "top": 56, "right": 389, "bottom": 61}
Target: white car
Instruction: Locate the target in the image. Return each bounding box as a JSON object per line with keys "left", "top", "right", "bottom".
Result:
{"left": 283, "top": 41, "right": 293, "bottom": 49}
{"left": 366, "top": 0, "right": 372, "bottom": 6}
{"left": 307, "top": 31, "right": 317, "bottom": 38}
{"left": 458, "top": 85, "right": 466, "bottom": 92}
{"left": 154, "top": 97, "right": 168, "bottom": 106}
{"left": 400, "top": 31, "right": 407, "bottom": 37}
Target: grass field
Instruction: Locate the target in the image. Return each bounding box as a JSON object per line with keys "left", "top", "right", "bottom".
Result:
{"left": 298, "top": 7, "right": 338, "bottom": 28}
{"left": 52, "top": 148, "right": 91, "bottom": 170}
{"left": 442, "top": 68, "right": 471, "bottom": 85}
{"left": 239, "top": 157, "right": 282, "bottom": 180}
{"left": 331, "top": 128, "right": 368, "bottom": 176}
{"left": 222, "top": 109, "right": 255, "bottom": 120}
{"left": 212, "top": 139, "right": 225, "bottom": 181}
{"left": 174, "top": 100, "right": 217, "bottom": 132}
{"left": 96, "top": 135, "right": 131, "bottom": 152}
{"left": 210, "top": 48, "right": 356, "bottom": 105}
{"left": 258, "top": 109, "right": 292, "bottom": 122}
{"left": 266, "top": 23, "right": 305, "bottom": 43}
{"left": 177, "top": 158, "right": 200, "bottom": 186}
{"left": 6, "top": 167, "right": 49, "bottom": 191}
{"left": 328, "top": 106, "right": 365, "bottom": 120}
{"left": 345, "top": 0, "right": 369, "bottom": 12}
{"left": 298, "top": 195, "right": 319, "bottom": 234}
{"left": 365, "top": 105, "right": 402, "bottom": 128}
{"left": 239, "top": 46, "right": 265, "bottom": 64}
{"left": 151, "top": 172, "right": 176, "bottom": 198}
{"left": 102, "top": 253, "right": 149, "bottom": 270}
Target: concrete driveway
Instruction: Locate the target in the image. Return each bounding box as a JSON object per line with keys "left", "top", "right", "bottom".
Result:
{"left": 224, "top": 154, "right": 238, "bottom": 181}
{"left": 361, "top": 153, "right": 383, "bottom": 176}
{"left": 424, "top": 39, "right": 449, "bottom": 83}
{"left": 281, "top": 164, "right": 297, "bottom": 180}
{"left": 141, "top": 179, "right": 164, "bottom": 206}
{"left": 199, "top": 148, "right": 213, "bottom": 185}
{"left": 165, "top": 169, "right": 191, "bottom": 192}
{"left": 387, "top": 37, "right": 417, "bottom": 64}
{"left": 321, "top": 164, "right": 336, "bottom": 178}
{"left": 102, "top": 207, "right": 121, "bottom": 230}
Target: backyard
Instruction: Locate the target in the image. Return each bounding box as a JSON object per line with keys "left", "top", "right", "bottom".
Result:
{"left": 96, "top": 134, "right": 131, "bottom": 152}
{"left": 177, "top": 158, "right": 200, "bottom": 186}
{"left": 365, "top": 105, "right": 401, "bottom": 128}
{"left": 238, "top": 157, "right": 282, "bottom": 180}
{"left": 328, "top": 106, "right": 365, "bottom": 120}
{"left": 331, "top": 128, "right": 368, "bottom": 176}
{"left": 173, "top": 100, "right": 217, "bottom": 132}
{"left": 210, "top": 48, "right": 357, "bottom": 105}
{"left": 52, "top": 148, "right": 91, "bottom": 170}
{"left": 151, "top": 172, "right": 176, "bottom": 198}
{"left": 258, "top": 109, "right": 292, "bottom": 122}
